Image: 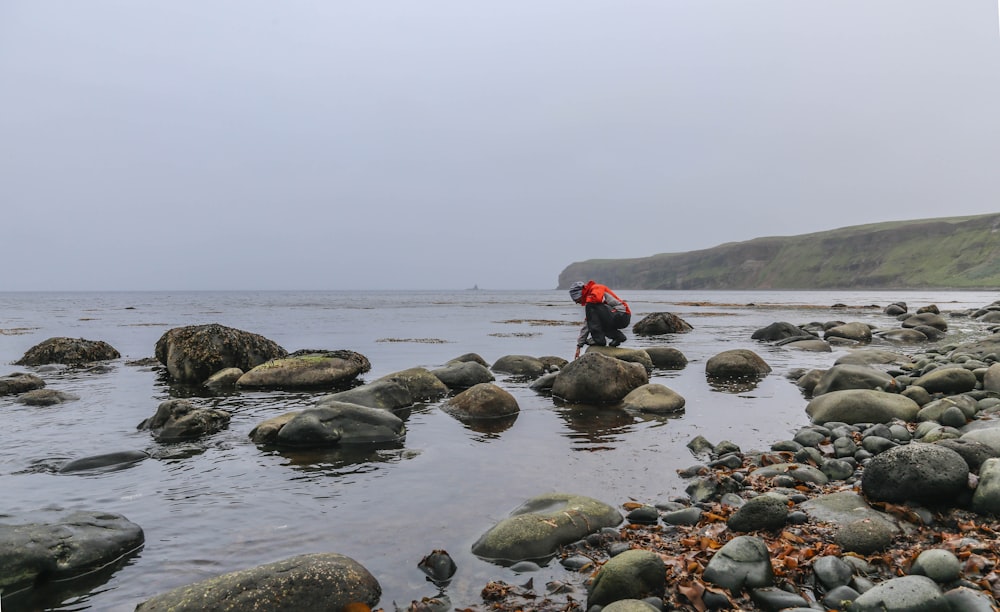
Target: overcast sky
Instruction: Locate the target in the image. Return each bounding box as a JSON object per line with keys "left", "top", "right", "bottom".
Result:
{"left": 2, "top": 1, "right": 999, "bottom": 291}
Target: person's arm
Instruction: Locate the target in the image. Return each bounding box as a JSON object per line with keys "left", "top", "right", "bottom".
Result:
{"left": 575, "top": 321, "right": 589, "bottom": 359}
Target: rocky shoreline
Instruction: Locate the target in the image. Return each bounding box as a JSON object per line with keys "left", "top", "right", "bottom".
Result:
{"left": 3, "top": 301, "right": 1000, "bottom": 610}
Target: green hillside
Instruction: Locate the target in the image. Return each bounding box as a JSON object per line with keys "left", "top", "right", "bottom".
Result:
{"left": 557, "top": 214, "right": 1000, "bottom": 290}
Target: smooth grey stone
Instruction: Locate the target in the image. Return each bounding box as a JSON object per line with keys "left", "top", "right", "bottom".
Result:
{"left": 813, "top": 555, "right": 854, "bottom": 590}
{"left": 909, "top": 549, "right": 961, "bottom": 583}
{"left": 848, "top": 575, "right": 947, "bottom": 611}
{"left": 702, "top": 535, "right": 774, "bottom": 591}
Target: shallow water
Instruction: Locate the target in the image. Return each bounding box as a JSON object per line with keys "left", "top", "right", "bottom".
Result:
{"left": 1, "top": 289, "right": 996, "bottom": 610}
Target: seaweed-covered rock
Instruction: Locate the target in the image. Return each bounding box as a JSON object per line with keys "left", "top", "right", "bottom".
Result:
{"left": 15, "top": 337, "right": 120, "bottom": 366}
{"left": 154, "top": 323, "right": 287, "bottom": 384}
{"left": 632, "top": 312, "right": 692, "bottom": 336}
{"left": 0, "top": 372, "right": 45, "bottom": 395}
{"left": 137, "top": 399, "right": 231, "bottom": 441}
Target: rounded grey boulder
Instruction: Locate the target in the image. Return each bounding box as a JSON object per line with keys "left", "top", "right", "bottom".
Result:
{"left": 0, "top": 372, "right": 45, "bottom": 395}
{"left": 620, "top": 383, "right": 685, "bottom": 414}
{"left": 861, "top": 443, "right": 969, "bottom": 505}
{"left": 552, "top": 352, "right": 648, "bottom": 405}
{"left": 705, "top": 349, "right": 771, "bottom": 379}
{"left": 249, "top": 402, "right": 405, "bottom": 448}
{"left": 236, "top": 350, "right": 371, "bottom": 389}
{"left": 587, "top": 549, "right": 667, "bottom": 607}
{"left": 471, "top": 493, "right": 622, "bottom": 563}
{"left": 443, "top": 383, "right": 519, "bottom": 419}
{"left": 702, "top": 535, "right": 774, "bottom": 591}
{"left": 632, "top": 312, "right": 692, "bottom": 335}
{"left": 137, "top": 399, "right": 231, "bottom": 442}
{"left": 806, "top": 389, "right": 920, "bottom": 425}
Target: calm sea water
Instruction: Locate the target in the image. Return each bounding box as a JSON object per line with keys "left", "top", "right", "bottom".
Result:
{"left": 1, "top": 289, "right": 997, "bottom": 611}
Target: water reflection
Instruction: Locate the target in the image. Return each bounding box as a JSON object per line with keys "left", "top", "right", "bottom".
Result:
{"left": 706, "top": 376, "right": 764, "bottom": 393}
{"left": 2, "top": 547, "right": 143, "bottom": 612}
{"left": 552, "top": 403, "right": 636, "bottom": 449}
{"left": 272, "top": 442, "right": 412, "bottom": 476}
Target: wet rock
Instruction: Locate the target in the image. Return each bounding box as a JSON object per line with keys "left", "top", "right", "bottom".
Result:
{"left": 704, "top": 349, "right": 771, "bottom": 379}
{"left": 848, "top": 575, "right": 946, "bottom": 611}
{"left": 971, "top": 457, "right": 1000, "bottom": 516}
{"left": 632, "top": 312, "right": 692, "bottom": 335}
{"left": 806, "top": 389, "right": 920, "bottom": 425}
{"left": 884, "top": 302, "right": 907, "bottom": 316}
{"left": 471, "top": 493, "right": 622, "bottom": 563}
{"left": 661, "top": 507, "right": 702, "bottom": 526}
{"left": 824, "top": 322, "right": 872, "bottom": 344}
{"left": 155, "top": 324, "right": 287, "bottom": 384}
{"left": 492, "top": 355, "right": 547, "bottom": 378}
{"left": 620, "top": 383, "right": 685, "bottom": 414}
{"left": 933, "top": 438, "right": 998, "bottom": 471}
{"left": 0, "top": 372, "right": 45, "bottom": 395}
{"left": 137, "top": 399, "right": 231, "bottom": 442}
{"left": 15, "top": 337, "right": 120, "bottom": 366}
{"left": 878, "top": 328, "right": 930, "bottom": 344}
{"left": 418, "top": 549, "right": 456, "bottom": 584}
{"left": 324, "top": 367, "right": 449, "bottom": 411}
{"left": 443, "top": 383, "right": 519, "bottom": 419}
{"left": 942, "top": 586, "right": 997, "bottom": 611}
{"left": 447, "top": 353, "right": 489, "bottom": 367}
{"left": 135, "top": 553, "right": 381, "bottom": 611}
{"left": 249, "top": 401, "right": 405, "bottom": 448}
{"left": 812, "top": 364, "right": 896, "bottom": 397}
{"left": 236, "top": 350, "right": 370, "bottom": 389}
{"left": 587, "top": 346, "right": 654, "bottom": 374}
{"left": 702, "top": 535, "right": 774, "bottom": 591}
{"left": 431, "top": 361, "right": 495, "bottom": 389}
{"left": 726, "top": 495, "right": 788, "bottom": 532}
{"left": 642, "top": 347, "right": 687, "bottom": 370}
{"left": 901, "top": 312, "right": 949, "bottom": 332}
{"left": 836, "top": 517, "right": 897, "bottom": 554}
{"left": 752, "top": 463, "right": 828, "bottom": 486}
{"left": 782, "top": 338, "right": 832, "bottom": 352}
{"left": 751, "top": 321, "right": 814, "bottom": 342}
{"left": 0, "top": 511, "right": 144, "bottom": 597}
{"left": 552, "top": 352, "right": 648, "bottom": 405}
{"left": 59, "top": 451, "right": 149, "bottom": 473}
{"left": 983, "top": 363, "right": 1000, "bottom": 392}
{"left": 861, "top": 443, "right": 969, "bottom": 505}
{"left": 601, "top": 599, "right": 660, "bottom": 612}
{"left": 15, "top": 389, "right": 79, "bottom": 406}
{"left": 587, "top": 549, "right": 667, "bottom": 607}
{"left": 812, "top": 555, "right": 854, "bottom": 590}
{"left": 750, "top": 587, "right": 809, "bottom": 611}
{"left": 909, "top": 549, "right": 961, "bottom": 583}
{"left": 911, "top": 367, "right": 978, "bottom": 395}
{"left": 203, "top": 367, "right": 244, "bottom": 390}
{"left": 823, "top": 585, "right": 860, "bottom": 609}
{"left": 835, "top": 349, "right": 912, "bottom": 367}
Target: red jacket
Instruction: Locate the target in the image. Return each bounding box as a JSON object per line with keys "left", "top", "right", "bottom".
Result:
{"left": 580, "top": 281, "right": 631, "bottom": 314}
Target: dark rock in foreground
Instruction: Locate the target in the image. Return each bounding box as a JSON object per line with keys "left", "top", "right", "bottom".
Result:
{"left": 15, "top": 337, "right": 120, "bottom": 366}
{"left": 135, "top": 552, "right": 381, "bottom": 612}
{"left": 0, "top": 511, "right": 144, "bottom": 596}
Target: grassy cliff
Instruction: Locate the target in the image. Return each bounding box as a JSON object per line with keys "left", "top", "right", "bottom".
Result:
{"left": 557, "top": 214, "right": 1000, "bottom": 290}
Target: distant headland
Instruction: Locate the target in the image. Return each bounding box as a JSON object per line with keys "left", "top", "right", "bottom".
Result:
{"left": 558, "top": 213, "right": 1000, "bottom": 290}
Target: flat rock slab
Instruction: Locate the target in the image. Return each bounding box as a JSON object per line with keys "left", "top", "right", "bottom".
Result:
{"left": 135, "top": 552, "right": 381, "bottom": 612}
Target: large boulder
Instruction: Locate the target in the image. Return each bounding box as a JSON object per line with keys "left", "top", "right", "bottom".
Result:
{"left": 901, "top": 312, "right": 949, "bottom": 332}
{"left": 492, "top": 355, "right": 547, "bottom": 378}
{"left": 911, "top": 367, "right": 978, "bottom": 395}
{"left": 811, "top": 364, "right": 897, "bottom": 396}
{"left": 135, "top": 553, "right": 381, "bottom": 612}
{"left": 551, "top": 352, "right": 648, "bottom": 404}
{"left": 705, "top": 349, "right": 771, "bottom": 379}
{"left": 0, "top": 511, "right": 144, "bottom": 597}
{"left": 642, "top": 347, "right": 688, "bottom": 370}
{"left": 443, "top": 383, "right": 519, "bottom": 419}
{"left": 248, "top": 402, "right": 405, "bottom": 448}
{"left": 971, "top": 457, "right": 1000, "bottom": 516}
{"left": 431, "top": 361, "right": 495, "bottom": 389}
{"left": 155, "top": 324, "right": 287, "bottom": 384}
{"left": 15, "top": 337, "right": 120, "bottom": 366}
{"left": 586, "top": 346, "right": 654, "bottom": 374}
{"left": 632, "top": 312, "right": 692, "bottom": 336}
{"left": 0, "top": 372, "right": 45, "bottom": 395}
{"left": 823, "top": 322, "right": 873, "bottom": 343}
{"left": 137, "top": 399, "right": 231, "bottom": 442}
{"left": 806, "top": 389, "right": 920, "bottom": 425}
{"left": 321, "top": 367, "right": 448, "bottom": 411}
{"left": 471, "top": 493, "right": 621, "bottom": 563}
{"left": 236, "top": 350, "right": 370, "bottom": 389}
{"left": 861, "top": 443, "right": 969, "bottom": 506}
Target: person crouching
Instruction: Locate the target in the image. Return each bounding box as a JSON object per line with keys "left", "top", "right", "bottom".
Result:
{"left": 570, "top": 280, "right": 631, "bottom": 359}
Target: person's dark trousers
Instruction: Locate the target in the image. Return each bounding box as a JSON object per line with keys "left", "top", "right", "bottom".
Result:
{"left": 585, "top": 303, "right": 626, "bottom": 345}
